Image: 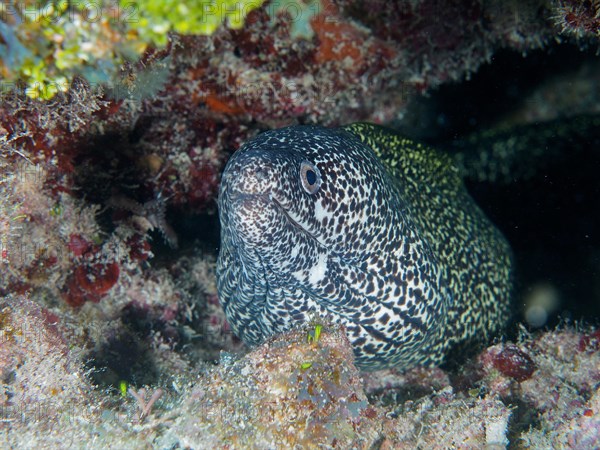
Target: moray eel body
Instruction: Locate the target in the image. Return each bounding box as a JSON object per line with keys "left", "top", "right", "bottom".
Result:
{"left": 217, "top": 123, "right": 513, "bottom": 370}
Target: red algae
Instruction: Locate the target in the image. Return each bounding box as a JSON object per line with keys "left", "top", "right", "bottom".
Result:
{"left": 67, "top": 234, "right": 92, "bottom": 257}
{"left": 63, "top": 263, "right": 120, "bottom": 307}
{"left": 578, "top": 329, "right": 600, "bottom": 353}
{"left": 492, "top": 343, "right": 536, "bottom": 382}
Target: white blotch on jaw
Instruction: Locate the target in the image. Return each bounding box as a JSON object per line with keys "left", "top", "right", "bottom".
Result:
{"left": 308, "top": 253, "right": 328, "bottom": 285}
{"left": 290, "top": 245, "right": 299, "bottom": 258}
{"left": 292, "top": 269, "right": 305, "bottom": 283}
{"left": 314, "top": 200, "right": 333, "bottom": 222}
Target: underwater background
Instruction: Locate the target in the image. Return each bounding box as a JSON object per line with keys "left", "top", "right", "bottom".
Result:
{"left": 0, "top": 1, "right": 599, "bottom": 448}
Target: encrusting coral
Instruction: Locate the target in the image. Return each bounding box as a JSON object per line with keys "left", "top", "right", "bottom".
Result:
{"left": 0, "top": 0, "right": 266, "bottom": 99}
{"left": 4, "top": 302, "right": 597, "bottom": 448}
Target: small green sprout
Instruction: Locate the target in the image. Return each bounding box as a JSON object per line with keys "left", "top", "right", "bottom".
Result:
{"left": 49, "top": 203, "right": 63, "bottom": 216}
{"left": 119, "top": 380, "right": 128, "bottom": 397}
{"left": 300, "top": 362, "right": 313, "bottom": 370}
{"left": 307, "top": 324, "right": 322, "bottom": 344}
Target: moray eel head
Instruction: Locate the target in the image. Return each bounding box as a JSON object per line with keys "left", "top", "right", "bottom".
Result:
{"left": 218, "top": 125, "right": 451, "bottom": 370}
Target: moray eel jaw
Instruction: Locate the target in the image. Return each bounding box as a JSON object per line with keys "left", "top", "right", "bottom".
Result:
{"left": 217, "top": 126, "right": 452, "bottom": 370}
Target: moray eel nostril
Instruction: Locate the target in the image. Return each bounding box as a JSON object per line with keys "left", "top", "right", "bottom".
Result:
{"left": 217, "top": 123, "right": 513, "bottom": 371}
{"left": 225, "top": 158, "right": 274, "bottom": 197}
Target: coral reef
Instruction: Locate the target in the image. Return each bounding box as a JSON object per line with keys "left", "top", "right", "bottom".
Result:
{"left": 164, "top": 323, "right": 379, "bottom": 448}
{"left": 478, "top": 329, "right": 600, "bottom": 447}
{"left": 1, "top": 0, "right": 600, "bottom": 448}
{"left": 3, "top": 0, "right": 599, "bottom": 305}
{"left": 3, "top": 0, "right": 600, "bottom": 234}
{"left": 0, "top": 0, "right": 265, "bottom": 98}
{"left": 4, "top": 302, "right": 597, "bottom": 448}
{"left": 0, "top": 295, "right": 103, "bottom": 446}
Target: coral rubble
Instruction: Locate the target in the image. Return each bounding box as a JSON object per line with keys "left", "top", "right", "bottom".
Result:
{"left": 4, "top": 306, "right": 597, "bottom": 448}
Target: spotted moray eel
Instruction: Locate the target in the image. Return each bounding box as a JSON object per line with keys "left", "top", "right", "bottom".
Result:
{"left": 217, "top": 123, "right": 513, "bottom": 370}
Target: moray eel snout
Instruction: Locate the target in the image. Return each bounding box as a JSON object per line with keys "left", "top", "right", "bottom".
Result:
{"left": 217, "top": 124, "right": 513, "bottom": 370}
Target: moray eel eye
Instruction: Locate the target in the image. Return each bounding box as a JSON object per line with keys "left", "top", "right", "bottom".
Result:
{"left": 300, "top": 161, "right": 321, "bottom": 194}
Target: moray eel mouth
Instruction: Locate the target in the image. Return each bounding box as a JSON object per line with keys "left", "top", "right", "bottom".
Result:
{"left": 227, "top": 190, "right": 325, "bottom": 250}
{"left": 224, "top": 182, "right": 334, "bottom": 295}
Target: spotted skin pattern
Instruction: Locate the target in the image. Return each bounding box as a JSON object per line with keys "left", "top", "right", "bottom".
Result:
{"left": 217, "top": 123, "right": 513, "bottom": 370}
